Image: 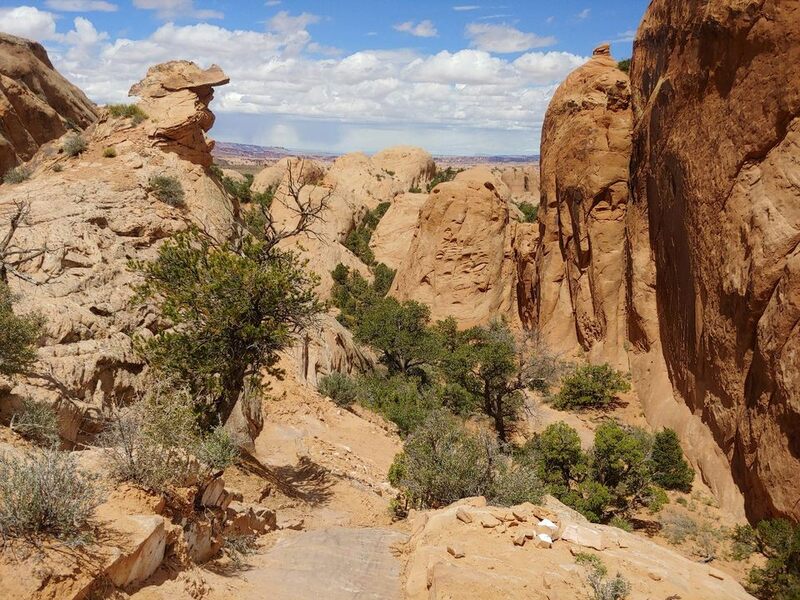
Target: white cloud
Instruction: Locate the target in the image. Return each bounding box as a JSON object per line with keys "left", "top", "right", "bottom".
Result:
{"left": 614, "top": 29, "right": 637, "bottom": 42}
{"left": 132, "top": 0, "right": 223, "bottom": 20}
{"left": 466, "top": 23, "right": 555, "bottom": 53}
{"left": 394, "top": 20, "right": 438, "bottom": 38}
{"left": 265, "top": 0, "right": 282, "bottom": 5}
{"left": 23, "top": 13, "right": 587, "bottom": 153}
{"left": 268, "top": 11, "right": 320, "bottom": 33}
{"left": 453, "top": 5, "right": 480, "bottom": 10}
{"left": 577, "top": 8, "right": 591, "bottom": 20}
{"left": 45, "top": 0, "right": 118, "bottom": 11}
{"left": 0, "top": 6, "right": 60, "bottom": 40}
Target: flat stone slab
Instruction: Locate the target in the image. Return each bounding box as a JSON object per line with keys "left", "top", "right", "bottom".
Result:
{"left": 239, "top": 527, "right": 407, "bottom": 600}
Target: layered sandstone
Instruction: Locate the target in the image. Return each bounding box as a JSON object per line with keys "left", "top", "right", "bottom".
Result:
{"left": 630, "top": 0, "right": 800, "bottom": 521}
{"left": 0, "top": 33, "right": 97, "bottom": 173}
{"left": 130, "top": 61, "right": 229, "bottom": 167}
{"left": 529, "top": 43, "right": 631, "bottom": 369}
{"left": 391, "top": 167, "right": 520, "bottom": 328}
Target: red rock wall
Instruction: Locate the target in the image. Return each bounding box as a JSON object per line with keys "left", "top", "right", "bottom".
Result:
{"left": 630, "top": 0, "right": 800, "bottom": 521}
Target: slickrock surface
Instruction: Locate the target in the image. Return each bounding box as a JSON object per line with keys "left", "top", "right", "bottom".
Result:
{"left": 630, "top": 0, "right": 800, "bottom": 521}
{"left": 131, "top": 61, "right": 229, "bottom": 167}
{"left": 529, "top": 43, "right": 631, "bottom": 369}
{"left": 402, "top": 497, "right": 755, "bottom": 600}
{"left": 497, "top": 164, "right": 540, "bottom": 205}
{"left": 0, "top": 32, "right": 97, "bottom": 173}
{"left": 391, "top": 167, "right": 522, "bottom": 328}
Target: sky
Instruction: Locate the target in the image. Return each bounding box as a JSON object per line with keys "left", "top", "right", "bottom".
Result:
{"left": 0, "top": 1, "right": 648, "bottom": 155}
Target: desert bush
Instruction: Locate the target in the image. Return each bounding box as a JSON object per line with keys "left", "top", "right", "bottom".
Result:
{"left": 148, "top": 174, "right": 185, "bottom": 207}
{"left": 645, "top": 484, "right": 669, "bottom": 514}
{"left": 609, "top": 515, "right": 633, "bottom": 532}
{"left": 197, "top": 426, "right": 239, "bottom": 471}
{"left": 108, "top": 103, "right": 148, "bottom": 125}
{"left": 389, "top": 410, "right": 543, "bottom": 508}
{"left": 732, "top": 519, "right": 800, "bottom": 600}
{"left": 343, "top": 202, "right": 390, "bottom": 266}
{"left": 353, "top": 373, "right": 439, "bottom": 436}
{"left": 0, "top": 448, "right": 101, "bottom": 543}
{"left": 0, "top": 281, "right": 44, "bottom": 377}
{"left": 617, "top": 59, "right": 631, "bottom": 74}
{"left": 426, "top": 166, "right": 461, "bottom": 192}
{"left": 11, "top": 398, "right": 60, "bottom": 446}
{"left": 102, "top": 146, "right": 117, "bottom": 158}
{"left": 318, "top": 372, "right": 360, "bottom": 407}
{"left": 331, "top": 263, "right": 394, "bottom": 329}
{"left": 651, "top": 428, "right": 694, "bottom": 492}
{"left": 661, "top": 511, "right": 698, "bottom": 544}
{"left": 63, "top": 134, "right": 87, "bottom": 157}
{"left": 100, "top": 384, "right": 202, "bottom": 492}
{"left": 222, "top": 533, "right": 258, "bottom": 569}
{"left": 554, "top": 363, "right": 630, "bottom": 410}
{"left": 3, "top": 166, "right": 31, "bottom": 184}
{"left": 516, "top": 201, "right": 538, "bottom": 223}
{"left": 525, "top": 421, "right": 586, "bottom": 491}
{"left": 587, "top": 568, "right": 632, "bottom": 600}
{"left": 575, "top": 552, "right": 607, "bottom": 575}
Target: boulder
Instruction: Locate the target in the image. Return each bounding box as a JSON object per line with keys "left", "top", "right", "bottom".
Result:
{"left": 370, "top": 192, "right": 429, "bottom": 269}
{"left": 104, "top": 515, "right": 167, "bottom": 589}
{"left": 560, "top": 523, "right": 604, "bottom": 551}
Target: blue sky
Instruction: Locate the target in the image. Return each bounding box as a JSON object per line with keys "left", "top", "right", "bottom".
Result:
{"left": 0, "top": 1, "right": 648, "bottom": 155}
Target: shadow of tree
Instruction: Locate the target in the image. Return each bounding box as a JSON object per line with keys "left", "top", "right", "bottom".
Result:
{"left": 270, "top": 456, "right": 336, "bottom": 506}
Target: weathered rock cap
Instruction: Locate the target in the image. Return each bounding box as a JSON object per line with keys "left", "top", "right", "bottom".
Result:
{"left": 129, "top": 60, "right": 229, "bottom": 98}
{"left": 593, "top": 43, "right": 611, "bottom": 57}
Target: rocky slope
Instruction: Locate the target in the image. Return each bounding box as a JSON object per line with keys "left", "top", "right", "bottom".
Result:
{"left": 0, "top": 61, "right": 233, "bottom": 444}
{"left": 0, "top": 32, "right": 97, "bottom": 174}
{"left": 629, "top": 0, "right": 800, "bottom": 522}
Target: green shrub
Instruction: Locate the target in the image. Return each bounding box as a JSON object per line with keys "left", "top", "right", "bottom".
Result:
{"left": 735, "top": 519, "right": 800, "bottom": 600}
{"left": 318, "top": 372, "right": 360, "bottom": 407}
{"left": 0, "top": 281, "right": 44, "bottom": 377}
{"left": 344, "top": 202, "right": 390, "bottom": 266}
{"left": 587, "top": 569, "right": 631, "bottom": 600}
{"left": 651, "top": 428, "right": 694, "bottom": 492}
{"left": 575, "top": 552, "right": 607, "bottom": 576}
{"left": 609, "top": 515, "right": 633, "bottom": 532}
{"left": 516, "top": 201, "right": 538, "bottom": 223}
{"left": 330, "top": 263, "right": 394, "bottom": 329}
{"left": 409, "top": 186, "right": 422, "bottom": 194}
{"left": 3, "top": 166, "right": 31, "bottom": 184}
{"left": 108, "top": 103, "right": 148, "bottom": 125}
{"left": 63, "top": 134, "right": 87, "bottom": 157}
{"left": 11, "top": 398, "right": 60, "bottom": 446}
{"left": 102, "top": 146, "right": 117, "bottom": 158}
{"left": 148, "top": 174, "right": 185, "bottom": 207}
{"left": 0, "top": 448, "right": 101, "bottom": 544}
{"left": 525, "top": 421, "right": 586, "bottom": 490}
{"left": 617, "top": 59, "right": 631, "bottom": 74}
{"left": 389, "top": 411, "right": 543, "bottom": 508}
{"left": 427, "top": 166, "right": 461, "bottom": 192}
{"left": 661, "top": 511, "right": 697, "bottom": 544}
{"left": 197, "top": 427, "right": 239, "bottom": 471}
{"left": 554, "top": 364, "right": 631, "bottom": 410}
{"left": 355, "top": 374, "right": 439, "bottom": 436}
{"left": 645, "top": 484, "right": 669, "bottom": 514}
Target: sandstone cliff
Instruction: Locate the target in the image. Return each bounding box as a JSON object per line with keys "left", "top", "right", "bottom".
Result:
{"left": 0, "top": 33, "right": 98, "bottom": 174}
{"left": 630, "top": 0, "right": 800, "bottom": 522}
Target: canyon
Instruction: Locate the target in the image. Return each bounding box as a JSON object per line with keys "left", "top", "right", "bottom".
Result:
{"left": 0, "top": 1, "right": 798, "bottom": 598}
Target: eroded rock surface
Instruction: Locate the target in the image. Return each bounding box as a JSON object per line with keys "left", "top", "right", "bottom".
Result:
{"left": 130, "top": 61, "right": 229, "bottom": 167}
{"left": 0, "top": 32, "right": 97, "bottom": 173}
{"left": 529, "top": 43, "right": 632, "bottom": 369}
{"left": 630, "top": 0, "right": 800, "bottom": 521}
{"left": 391, "top": 167, "right": 521, "bottom": 328}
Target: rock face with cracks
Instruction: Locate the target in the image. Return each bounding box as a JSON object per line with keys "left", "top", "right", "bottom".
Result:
{"left": 0, "top": 32, "right": 97, "bottom": 174}
{"left": 630, "top": 0, "right": 800, "bottom": 521}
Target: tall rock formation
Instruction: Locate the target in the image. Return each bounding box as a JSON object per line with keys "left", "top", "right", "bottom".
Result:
{"left": 130, "top": 61, "right": 229, "bottom": 167}
{"left": 0, "top": 33, "right": 97, "bottom": 174}
{"left": 630, "top": 0, "right": 800, "bottom": 521}
{"left": 530, "top": 44, "right": 632, "bottom": 369}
